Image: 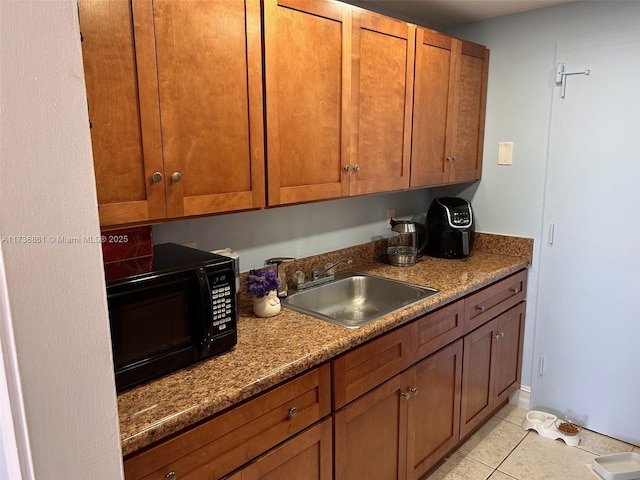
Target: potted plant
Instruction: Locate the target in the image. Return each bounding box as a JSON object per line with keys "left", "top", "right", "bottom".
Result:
{"left": 245, "top": 268, "right": 281, "bottom": 317}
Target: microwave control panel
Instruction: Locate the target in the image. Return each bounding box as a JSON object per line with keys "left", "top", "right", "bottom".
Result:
{"left": 209, "top": 271, "right": 235, "bottom": 334}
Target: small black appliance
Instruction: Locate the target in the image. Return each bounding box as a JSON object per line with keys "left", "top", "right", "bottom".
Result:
{"left": 426, "top": 197, "right": 475, "bottom": 258}
{"left": 106, "top": 243, "right": 238, "bottom": 392}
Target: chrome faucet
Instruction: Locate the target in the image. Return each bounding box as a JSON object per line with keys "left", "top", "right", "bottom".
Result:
{"left": 264, "top": 257, "right": 295, "bottom": 297}
{"left": 311, "top": 258, "right": 353, "bottom": 280}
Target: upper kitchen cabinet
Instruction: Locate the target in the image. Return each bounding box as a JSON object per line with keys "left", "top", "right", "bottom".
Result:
{"left": 79, "top": 0, "right": 265, "bottom": 227}
{"left": 152, "top": 0, "right": 265, "bottom": 218}
{"left": 264, "top": 0, "right": 415, "bottom": 205}
{"left": 78, "top": 0, "right": 165, "bottom": 226}
{"left": 264, "top": 0, "right": 350, "bottom": 205}
{"left": 410, "top": 28, "right": 489, "bottom": 187}
{"left": 349, "top": 9, "right": 415, "bottom": 195}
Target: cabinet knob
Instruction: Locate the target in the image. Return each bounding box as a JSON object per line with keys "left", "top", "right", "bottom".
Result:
{"left": 494, "top": 332, "right": 505, "bottom": 340}
{"left": 344, "top": 165, "right": 351, "bottom": 172}
{"left": 354, "top": 164, "right": 360, "bottom": 172}
{"left": 288, "top": 407, "right": 298, "bottom": 418}
{"left": 476, "top": 305, "right": 485, "bottom": 313}
{"left": 511, "top": 287, "right": 520, "bottom": 293}
{"left": 451, "top": 156, "right": 458, "bottom": 162}
{"left": 409, "top": 387, "right": 418, "bottom": 396}
{"left": 165, "top": 472, "right": 177, "bottom": 480}
{"left": 446, "top": 156, "right": 453, "bottom": 162}
{"left": 151, "top": 172, "right": 163, "bottom": 183}
{"left": 401, "top": 392, "right": 411, "bottom": 400}
{"left": 171, "top": 172, "right": 182, "bottom": 183}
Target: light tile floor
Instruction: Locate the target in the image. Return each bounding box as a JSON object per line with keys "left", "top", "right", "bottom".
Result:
{"left": 426, "top": 404, "right": 639, "bottom": 480}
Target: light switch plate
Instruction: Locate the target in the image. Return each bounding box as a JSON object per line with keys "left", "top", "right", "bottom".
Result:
{"left": 498, "top": 142, "right": 513, "bottom": 165}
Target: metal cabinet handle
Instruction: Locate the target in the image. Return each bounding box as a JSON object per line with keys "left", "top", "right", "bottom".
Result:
{"left": 354, "top": 164, "right": 360, "bottom": 172}
{"left": 511, "top": 287, "right": 520, "bottom": 293}
{"left": 344, "top": 165, "right": 350, "bottom": 172}
{"left": 288, "top": 407, "right": 298, "bottom": 418}
{"left": 494, "top": 332, "right": 505, "bottom": 340}
{"left": 477, "top": 305, "right": 485, "bottom": 313}
{"left": 165, "top": 472, "right": 177, "bottom": 480}
{"left": 401, "top": 392, "right": 411, "bottom": 400}
{"left": 171, "top": 172, "right": 182, "bottom": 183}
{"left": 151, "top": 172, "right": 163, "bottom": 183}
{"left": 409, "top": 387, "right": 418, "bottom": 396}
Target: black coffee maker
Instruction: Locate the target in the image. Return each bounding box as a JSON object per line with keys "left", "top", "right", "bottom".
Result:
{"left": 426, "top": 197, "right": 475, "bottom": 258}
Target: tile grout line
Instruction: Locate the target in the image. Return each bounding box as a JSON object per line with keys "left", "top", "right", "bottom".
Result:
{"left": 491, "top": 430, "right": 532, "bottom": 479}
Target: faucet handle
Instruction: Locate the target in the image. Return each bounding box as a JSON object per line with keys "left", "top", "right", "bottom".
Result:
{"left": 264, "top": 257, "right": 295, "bottom": 265}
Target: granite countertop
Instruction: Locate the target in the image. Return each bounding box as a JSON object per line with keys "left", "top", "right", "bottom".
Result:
{"left": 118, "top": 233, "right": 533, "bottom": 457}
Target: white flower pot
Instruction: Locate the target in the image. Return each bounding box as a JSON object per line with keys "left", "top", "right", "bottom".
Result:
{"left": 252, "top": 290, "right": 281, "bottom": 317}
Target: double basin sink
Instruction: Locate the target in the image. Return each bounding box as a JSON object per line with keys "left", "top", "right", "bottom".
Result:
{"left": 282, "top": 271, "right": 439, "bottom": 329}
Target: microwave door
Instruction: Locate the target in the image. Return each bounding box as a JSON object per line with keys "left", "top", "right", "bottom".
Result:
{"left": 108, "top": 276, "right": 200, "bottom": 391}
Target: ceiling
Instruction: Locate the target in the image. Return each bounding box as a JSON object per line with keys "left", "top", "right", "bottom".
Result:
{"left": 349, "top": 0, "right": 576, "bottom": 30}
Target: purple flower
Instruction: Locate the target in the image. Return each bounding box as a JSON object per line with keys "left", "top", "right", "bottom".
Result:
{"left": 245, "top": 269, "right": 281, "bottom": 298}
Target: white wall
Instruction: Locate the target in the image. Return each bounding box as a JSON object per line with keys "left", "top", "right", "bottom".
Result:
{"left": 447, "top": 1, "right": 640, "bottom": 390}
{"left": 0, "top": 2, "right": 123, "bottom": 479}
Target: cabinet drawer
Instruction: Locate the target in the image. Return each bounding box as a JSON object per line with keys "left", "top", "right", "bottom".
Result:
{"left": 414, "top": 300, "right": 464, "bottom": 361}
{"left": 124, "top": 363, "right": 331, "bottom": 480}
{"left": 463, "top": 270, "right": 526, "bottom": 333}
{"left": 333, "top": 324, "right": 415, "bottom": 409}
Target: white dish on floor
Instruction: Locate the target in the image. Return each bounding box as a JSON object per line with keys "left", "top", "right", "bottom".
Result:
{"left": 592, "top": 452, "right": 640, "bottom": 480}
{"left": 521, "top": 410, "right": 581, "bottom": 446}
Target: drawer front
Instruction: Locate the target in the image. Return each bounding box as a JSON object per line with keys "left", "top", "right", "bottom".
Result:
{"left": 333, "top": 324, "right": 415, "bottom": 409}
{"left": 463, "top": 269, "right": 527, "bottom": 333}
{"left": 414, "top": 300, "right": 464, "bottom": 361}
{"left": 124, "top": 363, "right": 331, "bottom": 480}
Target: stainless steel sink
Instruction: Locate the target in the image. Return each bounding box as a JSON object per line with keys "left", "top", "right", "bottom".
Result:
{"left": 282, "top": 271, "right": 438, "bottom": 328}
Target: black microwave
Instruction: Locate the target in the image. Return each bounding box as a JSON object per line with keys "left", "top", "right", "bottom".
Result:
{"left": 105, "top": 243, "right": 238, "bottom": 392}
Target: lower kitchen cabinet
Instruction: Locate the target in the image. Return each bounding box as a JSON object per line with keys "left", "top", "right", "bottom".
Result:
{"left": 227, "top": 418, "right": 332, "bottom": 480}
{"left": 407, "top": 341, "right": 463, "bottom": 479}
{"left": 460, "top": 302, "right": 526, "bottom": 438}
{"left": 123, "top": 364, "right": 330, "bottom": 480}
{"left": 121, "top": 270, "right": 527, "bottom": 480}
{"left": 334, "top": 340, "right": 463, "bottom": 480}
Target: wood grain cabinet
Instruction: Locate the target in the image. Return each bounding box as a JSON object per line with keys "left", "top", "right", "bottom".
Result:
{"left": 227, "top": 418, "right": 332, "bottom": 480}
{"left": 334, "top": 341, "right": 463, "bottom": 480}
{"left": 123, "top": 364, "right": 330, "bottom": 480}
{"left": 264, "top": 0, "right": 416, "bottom": 205}
{"left": 78, "top": 0, "right": 265, "bottom": 227}
{"left": 459, "top": 271, "right": 527, "bottom": 439}
{"left": 410, "top": 27, "right": 489, "bottom": 187}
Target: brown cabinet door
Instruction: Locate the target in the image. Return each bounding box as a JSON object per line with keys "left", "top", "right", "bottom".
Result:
{"left": 153, "top": 0, "right": 265, "bottom": 218}
{"left": 448, "top": 40, "right": 489, "bottom": 183}
{"left": 493, "top": 303, "right": 526, "bottom": 404}
{"left": 350, "top": 10, "right": 414, "bottom": 195}
{"left": 411, "top": 29, "right": 488, "bottom": 187}
{"left": 239, "top": 419, "right": 333, "bottom": 480}
{"left": 460, "top": 318, "right": 496, "bottom": 438}
{"left": 264, "top": 0, "right": 351, "bottom": 205}
{"left": 410, "top": 28, "right": 454, "bottom": 187}
{"left": 78, "top": 0, "right": 165, "bottom": 226}
{"left": 460, "top": 302, "right": 526, "bottom": 439}
{"left": 407, "top": 340, "right": 462, "bottom": 480}
{"left": 334, "top": 370, "right": 410, "bottom": 480}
